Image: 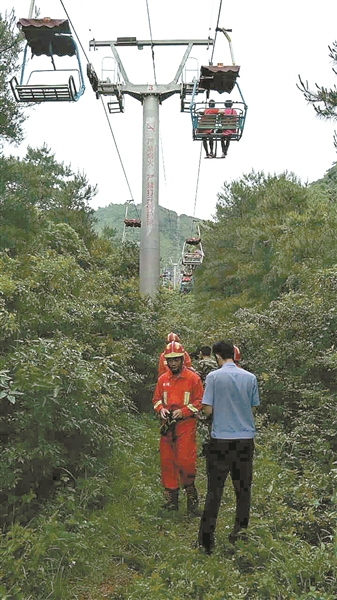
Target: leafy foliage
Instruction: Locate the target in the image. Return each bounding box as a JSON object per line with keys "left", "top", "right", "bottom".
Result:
{"left": 0, "top": 145, "right": 98, "bottom": 254}
{"left": 298, "top": 41, "right": 337, "bottom": 121}
{"left": 298, "top": 40, "right": 337, "bottom": 149}
{"left": 2, "top": 415, "right": 335, "bottom": 600}
{"left": 195, "top": 171, "right": 337, "bottom": 306}
{"left": 0, "top": 137, "right": 162, "bottom": 527}
{"left": 0, "top": 11, "right": 25, "bottom": 146}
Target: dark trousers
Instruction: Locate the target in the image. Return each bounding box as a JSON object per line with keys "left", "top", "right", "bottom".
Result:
{"left": 198, "top": 438, "right": 254, "bottom": 551}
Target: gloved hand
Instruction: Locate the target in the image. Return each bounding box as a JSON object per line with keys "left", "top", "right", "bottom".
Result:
{"left": 160, "top": 410, "right": 177, "bottom": 437}
{"left": 160, "top": 407, "right": 170, "bottom": 419}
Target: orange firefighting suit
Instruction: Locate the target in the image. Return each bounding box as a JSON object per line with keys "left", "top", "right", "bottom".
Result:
{"left": 152, "top": 366, "right": 203, "bottom": 490}
{"left": 158, "top": 350, "right": 192, "bottom": 377}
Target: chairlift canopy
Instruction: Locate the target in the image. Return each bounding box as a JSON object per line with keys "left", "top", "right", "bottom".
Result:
{"left": 185, "top": 237, "right": 201, "bottom": 246}
{"left": 124, "top": 218, "right": 141, "bottom": 228}
{"left": 199, "top": 65, "right": 240, "bottom": 93}
{"left": 17, "top": 18, "right": 76, "bottom": 57}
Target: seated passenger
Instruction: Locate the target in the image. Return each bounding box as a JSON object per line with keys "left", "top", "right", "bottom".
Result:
{"left": 221, "top": 99, "right": 237, "bottom": 158}
{"left": 198, "top": 99, "right": 218, "bottom": 158}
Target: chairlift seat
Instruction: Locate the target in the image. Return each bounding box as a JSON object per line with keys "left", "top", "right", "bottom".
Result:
{"left": 10, "top": 75, "right": 77, "bottom": 102}
{"left": 183, "top": 254, "right": 203, "bottom": 266}
{"left": 194, "top": 113, "right": 240, "bottom": 141}
{"left": 199, "top": 65, "right": 240, "bottom": 93}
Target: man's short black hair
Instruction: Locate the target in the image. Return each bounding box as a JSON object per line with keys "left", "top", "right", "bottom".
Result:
{"left": 200, "top": 345, "right": 212, "bottom": 356}
{"left": 212, "top": 340, "right": 234, "bottom": 360}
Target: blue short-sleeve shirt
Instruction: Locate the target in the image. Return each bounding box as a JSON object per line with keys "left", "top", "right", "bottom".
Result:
{"left": 202, "top": 362, "right": 260, "bottom": 439}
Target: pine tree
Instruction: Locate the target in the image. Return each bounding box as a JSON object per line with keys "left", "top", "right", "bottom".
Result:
{"left": 298, "top": 41, "right": 337, "bottom": 148}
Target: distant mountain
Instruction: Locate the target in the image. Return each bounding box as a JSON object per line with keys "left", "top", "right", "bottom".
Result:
{"left": 94, "top": 203, "right": 200, "bottom": 266}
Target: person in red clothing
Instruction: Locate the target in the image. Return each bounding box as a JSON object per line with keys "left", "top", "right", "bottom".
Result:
{"left": 158, "top": 332, "right": 192, "bottom": 377}
{"left": 199, "top": 98, "right": 237, "bottom": 158}
{"left": 200, "top": 99, "right": 218, "bottom": 158}
{"left": 221, "top": 99, "right": 237, "bottom": 158}
{"left": 152, "top": 341, "right": 204, "bottom": 514}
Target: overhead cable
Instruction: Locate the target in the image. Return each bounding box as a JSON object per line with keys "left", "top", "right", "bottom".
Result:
{"left": 100, "top": 97, "right": 139, "bottom": 216}
{"left": 210, "top": 0, "right": 223, "bottom": 65}
{"left": 59, "top": 0, "right": 91, "bottom": 64}
{"left": 59, "top": 0, "right": 138, "bottom": 213}
{"left": 191, "top": 144, "right": 203, "bottom": 234}
{"left": 145, "top": 0, "right": 158, "bottom": 84}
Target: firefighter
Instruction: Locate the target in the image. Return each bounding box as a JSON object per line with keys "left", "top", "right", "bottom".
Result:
{"left": 158, "top": 332, "right": 192, "bottom": 377}
{"left": 152, "top": 341, "right": 204, "bottom": 514}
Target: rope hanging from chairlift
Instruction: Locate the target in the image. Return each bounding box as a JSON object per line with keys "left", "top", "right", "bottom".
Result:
{"left": 190, "top": 143, "right": 203, "bottom": 236}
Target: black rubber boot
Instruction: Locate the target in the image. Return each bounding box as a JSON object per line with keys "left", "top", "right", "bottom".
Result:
{"left": 162, "top": 488, "right": 179, "bottom": 511}
{"left": 185, "top": 483, "right": 200, "bottom": 516}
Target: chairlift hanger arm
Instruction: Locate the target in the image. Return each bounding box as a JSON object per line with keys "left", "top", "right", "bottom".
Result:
{"left": 215, "top": 27, "right": 235, "bottom": 66}
{"left": 28, "top": 0, "right": 35, "bottom": 18}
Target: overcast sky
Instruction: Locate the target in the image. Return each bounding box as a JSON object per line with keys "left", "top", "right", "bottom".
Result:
{"left": 3, "top": 0, "right": 337, "bottom": 221}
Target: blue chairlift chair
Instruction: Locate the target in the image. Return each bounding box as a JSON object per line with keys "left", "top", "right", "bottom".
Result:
{"left": 10, "top": 17, "right": 85, "bottom": 103}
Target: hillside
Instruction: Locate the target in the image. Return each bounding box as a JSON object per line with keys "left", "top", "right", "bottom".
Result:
{"left": 94, "top": 203, "right": 200, "bottom": 266}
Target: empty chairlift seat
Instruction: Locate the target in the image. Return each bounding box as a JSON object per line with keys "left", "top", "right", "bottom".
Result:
{"left": 10, "top": 17, "right": 85, "bottom": 103}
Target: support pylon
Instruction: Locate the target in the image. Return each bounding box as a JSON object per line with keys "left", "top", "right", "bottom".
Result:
{"left": 88, "top": 36, "right": 213, "bottom": 296}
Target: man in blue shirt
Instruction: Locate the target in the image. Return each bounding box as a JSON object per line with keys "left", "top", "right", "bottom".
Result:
{"left": 198, "top": 340, "right": 260, "bottom": 554}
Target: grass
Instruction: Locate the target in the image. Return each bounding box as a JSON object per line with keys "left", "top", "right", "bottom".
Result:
{"left": 0, "top": 414, "right": 336, "bottom": 599}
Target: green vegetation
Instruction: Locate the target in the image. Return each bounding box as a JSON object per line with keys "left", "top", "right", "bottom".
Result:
{"left": 0, "top": 9, "right": 336, "bottom": 600}
{"left": 1, "top": 414, "right": 335, "bottom": 599}
{"left": 0, "top": 10, "right": 25, "bottom": 146}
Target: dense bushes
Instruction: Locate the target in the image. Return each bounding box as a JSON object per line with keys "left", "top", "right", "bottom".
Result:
{"left": 0, "top": 236, "right": 160, "bottom": 524}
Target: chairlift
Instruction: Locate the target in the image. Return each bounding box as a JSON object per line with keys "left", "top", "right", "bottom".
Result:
{"left": 181, "top": 223, "right": 204, "bottom": 269}
{"left": 122, "top": 202, "right": 141, "bottom": 243}
{"left": 189, "top": 27, "right": 247, "bottom": 145}
{"left": 10, "top": 17, "right": 85, "bottom": 103}
{"left": 180, "top": 274, "right": 193, "bottom": 294}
